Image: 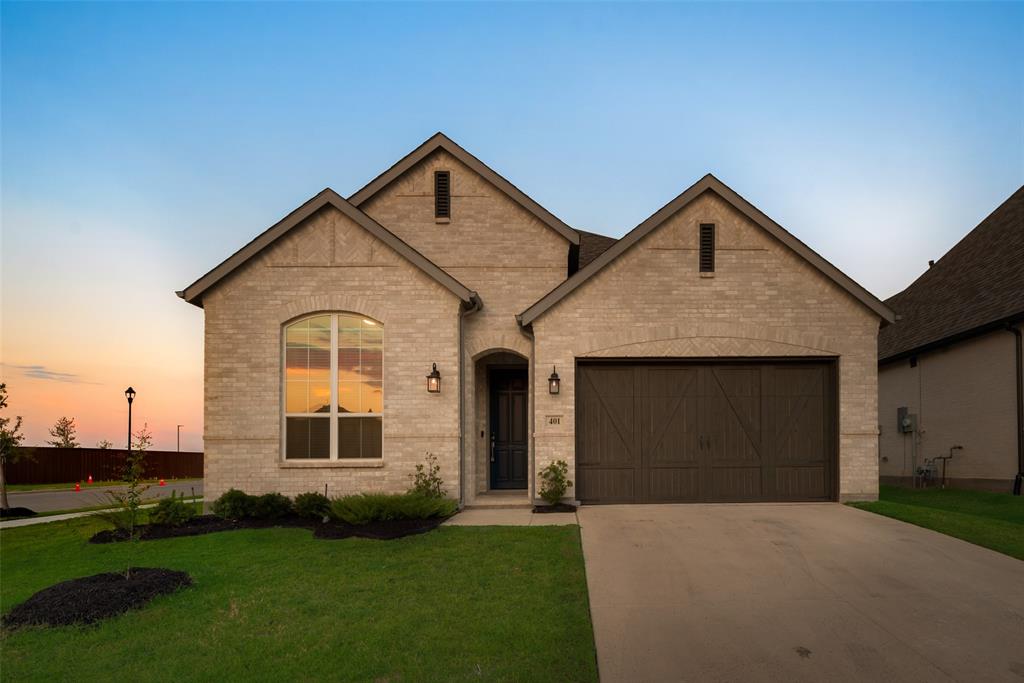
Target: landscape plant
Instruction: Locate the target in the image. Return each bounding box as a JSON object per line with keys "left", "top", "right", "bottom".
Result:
{"left": 46, "top": 416, "right": 79, "bottom": 448}
{"left": 409, "top": 452, "right": 446, "bottom": 498}
{"left": 95, "top": 424, "right": 153, "bottom": 576}
{"left": 0, "top": 383, "right": 29, "bottom": 510}
{"left": 251, "top": 492, "right": 293, "bottom": 519}
{"left": 149, "top": 491, "right": 197, "bottom": 527}
{"left": 331, "top": 492, "right": 457, "bottom": 525}
{"left": 294, "top": 491, "right": 331, "bottom": 519}
{"left": 211, "top": 489, "right": 255, "bottom": 520}
{"left": 538, "top": 460, "right": 572, "bottom": 506}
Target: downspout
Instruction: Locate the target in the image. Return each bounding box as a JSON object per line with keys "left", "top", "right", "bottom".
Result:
{"left": 1008, "top": 323, "right": 1023, "bottom": 496}
{"left": 517, "top": 320, "right": 537, "bottom": 505}
{"left": 458, "top": 294, "right": 483, "bottom": 508}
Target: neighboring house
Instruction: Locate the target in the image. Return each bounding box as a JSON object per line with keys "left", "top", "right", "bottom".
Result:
{"left": 179, "top": 133, "right": 894, "bottom": 505}
{"left": 878, "top": 186, "right": 1024, "bottom": 493}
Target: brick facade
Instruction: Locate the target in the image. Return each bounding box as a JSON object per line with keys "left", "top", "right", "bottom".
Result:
{"left": 196, "top": 141, "right": 884, "bottom": 504}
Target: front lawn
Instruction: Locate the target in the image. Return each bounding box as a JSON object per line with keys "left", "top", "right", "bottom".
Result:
{"left": 1, "top": 517, "right": 597, "bottom": 682}
{"left": 850, "top": 485, "right": 1024, "bottom": 560}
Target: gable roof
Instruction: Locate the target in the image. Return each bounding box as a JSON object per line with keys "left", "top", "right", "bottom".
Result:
{"left": 518, "top": 174, "right": 896, "bottom": 326}
{"left": 348, "top": 132, "right": 580, "bottom": 245}
{"left": 177, "top": 188, "right": 480, "bottom": 308}
{"left": 878, "top": 185, "right": 1024, "bottom": 363}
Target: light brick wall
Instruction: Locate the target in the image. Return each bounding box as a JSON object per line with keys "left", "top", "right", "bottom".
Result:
{"left": 202, "top": 205, "right": 462, "bottom": 500}
{"left": 878, "top": 328, "right": 1020, "bottom": 485}
{"left": 531, "top": 191, "right": 882, "bottom": 502}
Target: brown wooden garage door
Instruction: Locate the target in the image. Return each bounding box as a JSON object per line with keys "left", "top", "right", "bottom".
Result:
{"left": 576, "top": 361, "right": 836, "bottom": 503}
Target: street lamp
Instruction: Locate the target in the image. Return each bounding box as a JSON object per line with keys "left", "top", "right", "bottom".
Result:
{"left": 177, "top": 425, "right": 184, "bottom": 453}
{"left": 125, "top": 387, "right": 136, "bottom": 454}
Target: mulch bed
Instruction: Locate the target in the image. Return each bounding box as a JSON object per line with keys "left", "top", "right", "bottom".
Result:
{"left": 533, "top": 503, "right": 578, "bottom": 513}
{"left": 89, "top": 514, "right": 446, "bottom": 544}
{"left": 1, "top": 507, "right": 37, "bottom": 519}
{"left": 2, "top": 568, "right": 192, "bottom": 629}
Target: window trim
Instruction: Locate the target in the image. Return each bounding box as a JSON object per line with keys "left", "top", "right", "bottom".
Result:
{"left": 281, "top": 312, "right": 383, "bottom": 461}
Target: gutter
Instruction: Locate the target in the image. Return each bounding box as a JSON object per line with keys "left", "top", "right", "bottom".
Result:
{"left": 1008, "top": 323, "right": 1023, "bottom": 496}
{"left": 458, "top": 293, "right": 483, "bottom": 508}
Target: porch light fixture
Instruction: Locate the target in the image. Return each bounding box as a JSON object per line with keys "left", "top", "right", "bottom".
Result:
{"left": 548, "top": 366, "right": 560, "bottom": 395}
{"left": 426, "top": 363, "right": 441, "bottom": 393}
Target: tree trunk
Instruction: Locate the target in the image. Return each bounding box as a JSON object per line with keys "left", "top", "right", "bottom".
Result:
{"left": 0, "top": 458, "right": 9, "bottom": 510}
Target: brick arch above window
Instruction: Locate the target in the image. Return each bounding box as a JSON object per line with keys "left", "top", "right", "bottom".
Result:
{"left": 278, "top": 295, "right": 389, "bottom": 326}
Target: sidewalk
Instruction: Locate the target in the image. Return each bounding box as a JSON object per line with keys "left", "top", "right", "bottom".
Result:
{"left": 444, "top": 508, "right": 577, "bottom": 526}
{"left": 1, "top": 499, "right": 203, "bottom": 529}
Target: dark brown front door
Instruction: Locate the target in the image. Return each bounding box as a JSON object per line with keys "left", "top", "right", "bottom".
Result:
{"left": 490, "top": 369, "right": 528, "bottom": 490}
{"left": 576, "top": 361, "right": 836, "bottom": 503}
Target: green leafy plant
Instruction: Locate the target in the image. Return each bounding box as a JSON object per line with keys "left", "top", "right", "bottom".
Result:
{"left": 251, "top": 493, "right": 293, "bottom": 519}
{"left": 150, "top": 491, "right": 198, "bottom": 527}
{"left": 409, "top": 452, "right": 446, "bottom": 499}
{"left": 95, "top": 424, "right": 152, "bottom": 576}
{"left": 330, "top": 492, "right": 457, "bottom": 525}
{"left": 538, "top": 460, "right": 572, "bottom": 506}
{"left": 46, "top": 416, "right": 80, "bottom": 448}
{"left": 0, "top": 383, "right": 29, "bottom": 510}
{"left": 294, "top": 492, "right": 331, "bottom": 519}
{"left": 212, "top": 488, "right": 256, "bottom": 520}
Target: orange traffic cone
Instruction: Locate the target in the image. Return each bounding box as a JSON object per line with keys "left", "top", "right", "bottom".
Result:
{"left": 87, "top": 475, "right": 93, "bottom": 484}
{"left": 159, "top": 479, "right": 166, "bottom": 486}
{"left": 74, "top": 482, "right": 81, "bottom": 492}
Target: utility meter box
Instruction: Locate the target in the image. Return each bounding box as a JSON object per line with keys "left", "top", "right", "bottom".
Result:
{"left": 897, "top": 406, "right": 916, "bottom": 433}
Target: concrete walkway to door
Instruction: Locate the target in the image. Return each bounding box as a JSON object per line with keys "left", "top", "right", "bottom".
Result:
{"left": 579, "top": 503, "right": 1024, "bottom": 683}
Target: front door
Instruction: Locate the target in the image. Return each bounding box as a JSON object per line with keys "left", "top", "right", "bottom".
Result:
{"left": 490, "top": 369, "right": 528, "bottom": 489}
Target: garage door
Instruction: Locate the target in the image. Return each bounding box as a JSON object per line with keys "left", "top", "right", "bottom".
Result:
{"left": 576, "top": 361, "right": 836, "bottom": 503}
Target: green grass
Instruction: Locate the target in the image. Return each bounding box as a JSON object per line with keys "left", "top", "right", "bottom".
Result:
{"left": 0, "top": 517, "right": 597, "bottom": 682}
{"left": 850, "top": 485, "right": 1024, "bottom": 560}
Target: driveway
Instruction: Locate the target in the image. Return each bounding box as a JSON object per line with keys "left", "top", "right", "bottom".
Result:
{"left": 579, "top": 503, "right": 1024, "bottom": 682}
{"left": 6, "top": 479, "right": 203, "bottom": 513}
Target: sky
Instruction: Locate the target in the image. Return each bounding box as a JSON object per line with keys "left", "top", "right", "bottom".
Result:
{"left": 1, "top": 1, "right": 1022, "bottom": 451}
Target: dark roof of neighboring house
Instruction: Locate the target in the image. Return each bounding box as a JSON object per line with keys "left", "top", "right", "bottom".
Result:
{"left": 348, "top": 132, "right": 580, "bottom": 245}
{"left": 878, "top": 185, "right": 1024, "bottom": 363}
{"left": 577, "top": 230, "right": 618, "bottom": 270}
{"left": 177, "top": 188, "right": 480, "bottom": 309}
{"left": 519, "top": 174, "right": 896, "bottom": 326}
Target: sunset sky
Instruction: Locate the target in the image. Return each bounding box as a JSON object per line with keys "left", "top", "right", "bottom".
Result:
{"left": 1, "top": 2, "right": 1022, "bottom": 451}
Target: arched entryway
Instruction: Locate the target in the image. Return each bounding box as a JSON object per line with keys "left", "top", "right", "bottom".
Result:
{"left": 469, "top": 350, "right": 529, "bottom": 501}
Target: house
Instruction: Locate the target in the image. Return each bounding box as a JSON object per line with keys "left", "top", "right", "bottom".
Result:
{"left": 878, "top": 186, "right": 1024, "bottom": 493}
{"left": 178, "top": 133, "right": 894, "bottom": 505}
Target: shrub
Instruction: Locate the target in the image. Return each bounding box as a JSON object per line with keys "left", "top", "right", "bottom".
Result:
{"left": 539, "top": 460, "right": 572, "bottom": 506}
{"left": 212, "top": 489, "right": 255, "bottom": 520}
{"left": 251, "top": 492, "right": 292, "bottom": 519}
{"left": 330, "top": 492, "right": 457, "bottom": 525}
{"left": 149, "top": 491, "right": 197, "bottom": 527}
{"left": 294, "top": 492, "right": 331, "bottom": 519}
{"left": 409, "top": 452, "right": 446, "bottom": 498}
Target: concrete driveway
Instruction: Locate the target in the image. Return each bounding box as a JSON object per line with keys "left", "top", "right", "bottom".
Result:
{"left": 579, "top": 504, "right": 1024, "bottom": 683}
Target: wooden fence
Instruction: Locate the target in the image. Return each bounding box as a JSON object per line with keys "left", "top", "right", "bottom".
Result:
{"left": 5, "top": 447, "right": 203, "bottom": 485}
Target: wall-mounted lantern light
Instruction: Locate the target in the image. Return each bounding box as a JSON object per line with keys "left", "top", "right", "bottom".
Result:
{"left": 548, "top": 366, "right": 560, "bottom": 395}
{"left": 426, "top": 363, "right": 441, "bottom": 393}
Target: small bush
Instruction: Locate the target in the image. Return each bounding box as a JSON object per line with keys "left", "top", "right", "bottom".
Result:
{"left": 149, "top": 492, "right": 197, "bottom": 527}
{"left": 251, "top": 493, "right": 292, "bottom": 519}
{"left": 539, "top": 460, "right": 572, "bottom": 506}
{"left": 331, "top": 492, "right": 457, "bottom": 525}
{"left": 294, "top": 492, "right": 331, "bottom": 519}
{"left": 212, "top": 489, "right": 255, "bottom": 520}
{"left": 409, "top": 452, "right": 446, "bottom": 498}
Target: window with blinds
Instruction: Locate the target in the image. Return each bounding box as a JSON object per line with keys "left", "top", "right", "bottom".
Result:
{"left": 434, "top": 170, "right": 451, "bottom": 219}
{"left": 699, "top": 223, "right": 715, "bottom": 273}
{"left": 284, "top": 313, "right": 383, "bottom": 460}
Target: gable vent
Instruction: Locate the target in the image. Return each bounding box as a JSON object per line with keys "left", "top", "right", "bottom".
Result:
{"left": 699, "top": 223, "right": 715, "bottom": 272}
{"left": 434, "top": 171, "right": 451, "bottom": 219}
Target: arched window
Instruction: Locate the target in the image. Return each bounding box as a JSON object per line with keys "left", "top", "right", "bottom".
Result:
{"left": 283, "top": 313, "right": 382, "bottom": 459}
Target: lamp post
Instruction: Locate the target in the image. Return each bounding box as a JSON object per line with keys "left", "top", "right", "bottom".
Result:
{"left": 177, "top": 425, "right": 184, "bottom": 453}
{"left": 125, "top": 387, "right": 136, "bottom": 455}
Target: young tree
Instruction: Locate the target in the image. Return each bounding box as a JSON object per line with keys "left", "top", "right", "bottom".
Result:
{"left": 96, "top": 439, "right": 114, "bottom": 449}
{"left": 47, "top": 416, "right": 79, "bottom": 448}
{"left": 0, "top": 383, "right": 29, "bottom": 510}
{"left": 97, "top": 423, "right": 152, "bottom": 576}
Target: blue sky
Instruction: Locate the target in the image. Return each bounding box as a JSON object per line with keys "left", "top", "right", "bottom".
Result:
{"left": 1, "top": 1, "right": 1022, "bottom": 448}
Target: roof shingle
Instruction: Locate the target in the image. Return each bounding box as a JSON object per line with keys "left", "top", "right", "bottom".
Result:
{"left": 878, "top": 185, "right": 1024, "bottom": 363}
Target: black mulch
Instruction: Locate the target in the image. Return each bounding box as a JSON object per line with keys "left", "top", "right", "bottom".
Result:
{"left": 533, "top": 503, "right": 578, "bottom": 513}
{"left": 0, "top": 507, "right": 37, "bottom": 519}
{"left": 2, "top": 568, "right": 192, "bottom": 630}
{"left": 89, "top": 514, "right": 446, "bottom": 544}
